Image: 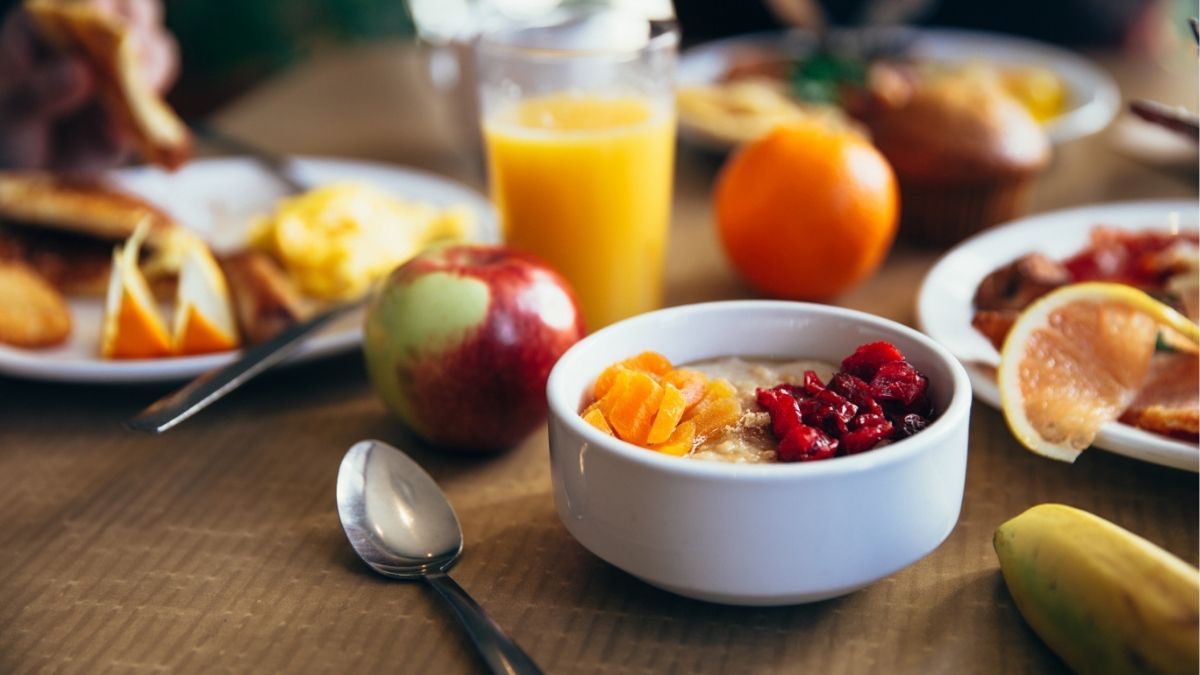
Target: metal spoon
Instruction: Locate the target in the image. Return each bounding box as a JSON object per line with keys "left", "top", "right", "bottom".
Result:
{"left": 336, "top": 440, "right": 543, "bottom": 675}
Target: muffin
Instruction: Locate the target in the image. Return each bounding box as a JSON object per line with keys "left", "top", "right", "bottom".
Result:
{"left": 863, "top": 76, "right": 1051, "bottom": 246}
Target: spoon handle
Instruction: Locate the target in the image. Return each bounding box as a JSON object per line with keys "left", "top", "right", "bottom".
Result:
{"left": 425, "top": 573, "right": 544, "bottom": 675}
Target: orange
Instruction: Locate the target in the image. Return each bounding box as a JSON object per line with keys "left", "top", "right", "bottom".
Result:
{"left": 997, "top": 282, "right": 1200, "bottom": 462}
{"left": 714, "top": 121, "right": 898, "bottom": 299}
{"left": 101, "top": 225, "right": 172, "bottom": 359}
{"left": 172, "top": 244, "right": 240, "bottom": 356}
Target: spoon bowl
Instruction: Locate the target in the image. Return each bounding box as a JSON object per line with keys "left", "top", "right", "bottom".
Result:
{"left": 336, "top": 439, "right": 542, "bottom": 674}
{"left": 336, "top": 439, "right": 462, "bottom": 578}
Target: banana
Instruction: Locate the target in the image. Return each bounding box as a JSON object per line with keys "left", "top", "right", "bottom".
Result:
{"left": 994, "top": 503, "right": 1199, "bottom": 675}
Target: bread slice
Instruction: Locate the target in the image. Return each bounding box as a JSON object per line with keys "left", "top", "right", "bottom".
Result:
{"left": 25, "top": 0, "right": 190, "bottom": 169}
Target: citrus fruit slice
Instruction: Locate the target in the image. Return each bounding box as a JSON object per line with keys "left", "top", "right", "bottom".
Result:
{"left": 172, "top": 243, "right": 240, "bottom": 355}
{"left": 100, "top": 223, "right": 172, "bottom": 359}
{"left": 997, "top": 282, "right": 1200, "bottom": 461}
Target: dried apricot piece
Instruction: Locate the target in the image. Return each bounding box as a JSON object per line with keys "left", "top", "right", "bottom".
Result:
{"left": 702, "top": 377, "right": 738, "bottom": 402}
{"left": 646, "top": 383, "right": 686, "bottom": 444}
{"left": 662, "top": 368, "right": 708, "bottom": 411}
{"left": 626, "top": 351, "right": 673, "bottom": 376}
{"left": 593, "top": 352, "right": 673, "bottom": 399}
{"left": 607, "top": 371, "right": 665, "bottom": 445}
{"left": 593, "top": 364, "right": 627, "bottom": 400}
{"left": 683, "top": 377, "right": 738, "bottom": 422}
{"left": 582, "top": 407, "right": 614, "bottom": 435}
{"left": 650, "top": 420, "right": 696, "bottom": 457}
{"left": 596, "top": 368, "right": 634, "bottom": 416}
{"left": 688, "top": 393, "right": 741, "bottom": 442}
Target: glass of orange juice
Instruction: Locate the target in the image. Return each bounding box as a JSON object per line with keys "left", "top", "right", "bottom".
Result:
{"left": 477, "top": 8, "right": 678, "bottom": 331}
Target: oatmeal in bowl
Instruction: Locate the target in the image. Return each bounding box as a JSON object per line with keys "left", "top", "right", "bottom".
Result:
{"left": 545, "top": 301, "right": 972, "bottom": 605}
{"left": 579, "top": 341, "right": 937, "bottom": 464}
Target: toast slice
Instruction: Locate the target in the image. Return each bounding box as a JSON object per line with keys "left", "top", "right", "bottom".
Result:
{"left": 24, "top": 0, "right": 190, "bottom": 169}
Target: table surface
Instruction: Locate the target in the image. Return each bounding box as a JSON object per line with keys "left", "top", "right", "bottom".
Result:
{"left": 2, "top": 39, "right": 1197, "bottom": 674}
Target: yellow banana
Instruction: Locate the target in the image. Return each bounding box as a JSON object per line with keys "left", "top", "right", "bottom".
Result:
{"left": 994, "top": 503, "right": 1199, "bottom": 675}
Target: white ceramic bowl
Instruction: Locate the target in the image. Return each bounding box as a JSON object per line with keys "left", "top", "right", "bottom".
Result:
{"left": 546, "top": 301, "right": 973, "bottom": 605}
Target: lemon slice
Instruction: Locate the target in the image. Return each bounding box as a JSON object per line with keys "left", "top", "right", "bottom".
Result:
{"left": 998, "top": 282, "right": 1200, "bottom": 461}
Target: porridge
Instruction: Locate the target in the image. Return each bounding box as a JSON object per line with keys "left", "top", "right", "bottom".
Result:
{"left": 686, "top": 357, "right": 835, "bottom": 463}
{"left": 579, "top": 342, "right": 936, "bottom": 463}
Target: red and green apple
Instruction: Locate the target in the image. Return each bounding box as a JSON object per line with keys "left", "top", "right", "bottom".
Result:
{"left": 363, "top": 244, "right": 585, "bottom": 451}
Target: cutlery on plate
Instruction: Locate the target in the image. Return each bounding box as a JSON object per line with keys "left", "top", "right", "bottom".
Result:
{"left": 336, "top": 439, "right": 544, "bottom": 675}
{"left": 1129, "top": 99, "right": 1200, "bottom": 142}
{"left": 190, "top": 121, "right": 308, "bottom": 194}
{"left": 124, "top": 300, "right": 364, "bottom": 434}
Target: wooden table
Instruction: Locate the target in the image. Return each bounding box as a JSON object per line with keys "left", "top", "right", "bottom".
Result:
{"left": 2, "top": 41, "right": 1196, "bottom": 674}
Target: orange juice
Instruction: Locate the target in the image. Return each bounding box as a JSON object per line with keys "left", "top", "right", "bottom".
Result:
{"left": 484, "top": 93, "right": 675, "bottom": 330}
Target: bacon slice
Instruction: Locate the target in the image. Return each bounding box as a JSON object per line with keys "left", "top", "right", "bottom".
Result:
{"left": 25, "top": 0, "right": 191, "bottom": 169}
{"left": 219, "top": 250, "right": 312, "bottom": 345}
{"left": 1120, "top": 352, "right": 1200, "bottom": 442}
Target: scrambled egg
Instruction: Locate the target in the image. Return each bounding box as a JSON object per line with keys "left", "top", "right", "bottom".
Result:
{"left": 248, "top": 182, "right": 475, "bottom": 300}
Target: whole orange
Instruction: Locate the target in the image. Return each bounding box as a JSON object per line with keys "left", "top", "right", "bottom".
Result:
{"left": 714, "top": 121, "right": 899, "bottom": 299}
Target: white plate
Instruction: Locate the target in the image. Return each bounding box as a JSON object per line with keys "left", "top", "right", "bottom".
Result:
{"left": 916, "top": 200, "right": 1199, "bottom": 472}
{"left": 677, "top": 27, "right": 1120, "bottom": 148}
{"left": 0, "top": 156, "right": 497, "bottom": 384}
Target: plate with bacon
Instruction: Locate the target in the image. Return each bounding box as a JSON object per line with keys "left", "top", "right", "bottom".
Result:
{"left": 917, "top": 200, "right": 1199, "bottom": 471}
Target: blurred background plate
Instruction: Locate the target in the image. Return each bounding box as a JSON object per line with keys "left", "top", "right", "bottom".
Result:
{"left": 0, "top": 156, "right": 498, "bottom": 384}
{"left": 677, "top": 27, "right": 1120, "bottom": 151}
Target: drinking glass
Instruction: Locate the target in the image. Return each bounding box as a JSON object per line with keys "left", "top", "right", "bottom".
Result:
{"left": 477, "top": 7, "right": 678, "bottom": 330}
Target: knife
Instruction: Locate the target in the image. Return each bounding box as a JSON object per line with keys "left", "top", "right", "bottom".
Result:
{"left": 125, "top": 300, "right": 365, "bottom": 434}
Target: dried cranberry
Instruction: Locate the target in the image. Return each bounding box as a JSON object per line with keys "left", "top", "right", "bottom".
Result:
{"left": 903, "top": 392, "right": 934, "bottom": 418}
{"left": 894, "top": 413, "right": 930, "bottom": 438}
{"left": 795, "top": 389, "right": 857, "bottom": 436}
{"left": 828, "top": 372, "right": 884, "bottom": 416}
{"left": 774, "top": 383, "right": 807, "bottom": 400}
{"left": 777, "top": 424, "right": 839, "bottom": 462}
{"left": 801, "top": 370, "right": 826, "bottom": 396}
{"left": 815, "top": 389, "right": 857, "bottom": 421}
{"left": 870, "top": 361, "right": 927, "bottom": 406}
{"left": 850, "top": 412, "right": 888, "bottom": 430}
{"left": 757, "top": 341, "right": 935, "bottom": 462}
{"left": 756, "top": 387, "right": 804, "bottom": 438}
{"left": 841, "top": 422, "right": 894, "bottom": 455}
{"left": 798, "top": 397, "right": 824, "bottom": 426}
{"left": 841, "top": 341, "right": 905, "bottom": 380}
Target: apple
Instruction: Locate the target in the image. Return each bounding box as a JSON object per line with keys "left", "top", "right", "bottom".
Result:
{"left": 363, "top": 244, "right": 585, "bottom": 451}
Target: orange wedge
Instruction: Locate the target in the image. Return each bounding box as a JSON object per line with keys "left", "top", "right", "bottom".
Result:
{"left": 998, "top": 282, "right": 1200, "bottom": 462}
{"left": 101, "top": 223, "right": 171, "bottom": 359}
{"left": 172, "top": 243, "right": 239, "bottom": 355}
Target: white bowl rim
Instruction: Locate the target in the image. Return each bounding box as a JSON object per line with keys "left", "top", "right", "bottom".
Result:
{"left": 547, "top": 300, "right": 973, "bottom": 481}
